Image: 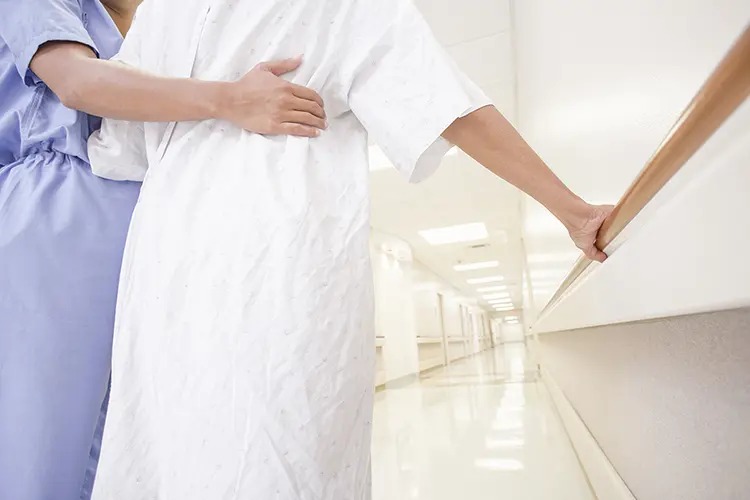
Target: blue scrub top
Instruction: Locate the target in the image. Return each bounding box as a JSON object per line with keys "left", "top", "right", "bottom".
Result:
{"left": 0, "top": 0, "right": 123, "bottom": 167}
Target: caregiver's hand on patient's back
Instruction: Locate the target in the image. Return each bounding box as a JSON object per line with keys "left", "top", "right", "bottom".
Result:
{"left": 30, "top": 43, "right": 325, "bottom": 137}
{"left": 221, "top": 56, "right": 327, "bottom": 138}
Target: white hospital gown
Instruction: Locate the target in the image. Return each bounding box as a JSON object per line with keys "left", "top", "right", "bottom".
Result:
{"left": 88, "top": 0, "right": 490, "bottom": 498}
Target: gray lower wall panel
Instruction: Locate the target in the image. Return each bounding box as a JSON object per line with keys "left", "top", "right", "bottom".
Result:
{"left": 539, "top": 307, "right": 750, "bottom": 500}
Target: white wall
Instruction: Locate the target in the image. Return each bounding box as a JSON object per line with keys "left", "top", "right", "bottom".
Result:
{"left": 535, "top": 104, "right": 750, "bottom": 333}
{"left": 371, "top": 232, "right": 420, "bottom": 382}
{"left": 513, "top": 0, "right": 750, "bottom": 311}
{"left": 513, "top": 2, "right": 750, "bottom": 497}
{"left": 413, "top": 289, "right": 442, "bottom": 338}
{"left": 371, "top": 230, "right": 496, "bottom": 384}
{"left": 441, "top": 295, "right": 464, "bottom": 338}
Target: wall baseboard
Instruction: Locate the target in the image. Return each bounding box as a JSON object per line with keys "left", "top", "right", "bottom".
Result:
{"left": 542, "top": 367, "right": 635, "bottom": 500}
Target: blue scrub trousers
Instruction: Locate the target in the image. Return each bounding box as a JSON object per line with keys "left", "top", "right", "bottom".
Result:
{"left": 0, "top": 151, "right": 139, "bottom": 500}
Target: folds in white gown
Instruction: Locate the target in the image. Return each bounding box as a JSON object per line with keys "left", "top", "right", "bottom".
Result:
{"left": 89, "top": 0, "right": 491, "bottom": 498}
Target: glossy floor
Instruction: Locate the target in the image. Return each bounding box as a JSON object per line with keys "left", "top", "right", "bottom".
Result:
{"left": 372, "top": 344, "right": 594, "bottom": 500}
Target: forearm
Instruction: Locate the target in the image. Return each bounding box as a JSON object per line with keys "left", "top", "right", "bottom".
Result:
{"left": 31, "top": 43, "right": 227, "bottom": 123}
{"left": 443, "top": 106, "right": 590, "bottom": 230}
{"left": 64, "top": 59, "right": 227, "bottom": 122}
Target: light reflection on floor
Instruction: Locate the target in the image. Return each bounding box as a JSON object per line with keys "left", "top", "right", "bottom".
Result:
{"left": 372, "top": 344, "right": 594, "bottom": 500}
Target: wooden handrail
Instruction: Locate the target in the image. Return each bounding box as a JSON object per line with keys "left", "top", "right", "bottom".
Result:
{"left": 542, "top": 24, "right": 750, "bottom": 313}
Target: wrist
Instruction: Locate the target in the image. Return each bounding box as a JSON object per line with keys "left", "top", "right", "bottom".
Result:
{"left": 204, "top": 81, "right": 235, "bottom": 120}
{"left": 554, "top": 196, "right": 592, "bottom": 232}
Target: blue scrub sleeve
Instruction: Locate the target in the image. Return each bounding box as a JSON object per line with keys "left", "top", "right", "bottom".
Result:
{"left": 0, "top": 0, "right": 98, "bottom": 86}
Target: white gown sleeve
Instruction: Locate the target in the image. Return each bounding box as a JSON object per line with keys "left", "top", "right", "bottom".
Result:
{"left": 347, "top": 0, "right": 492, "bottom": 183}
{"left": 87, "top": 2, "right": 150, "bottom": 182}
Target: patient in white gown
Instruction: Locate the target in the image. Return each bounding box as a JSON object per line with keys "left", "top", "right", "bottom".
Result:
{"left": 89, "top": 1, "right": 610, "bottom": 498}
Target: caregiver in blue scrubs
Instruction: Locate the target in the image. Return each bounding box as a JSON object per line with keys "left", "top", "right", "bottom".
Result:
{"left": 0, "top": 1, "right": 327, "bottom": 499}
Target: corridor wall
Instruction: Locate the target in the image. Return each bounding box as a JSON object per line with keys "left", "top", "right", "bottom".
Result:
{"left": 371, "top": 231, "right": 495, "bottom": 385}
{"left": 534, "top": 72, "right": 749, "bottom": 500}
{"left": 514, "top": 0, "right": 750, "bottom": 498}
{"left": 514, "top": 0, "right": 750, "bottom": 310}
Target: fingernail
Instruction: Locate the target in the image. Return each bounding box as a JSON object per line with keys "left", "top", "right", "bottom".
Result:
{"left": 323, "top": 121, "right": 328, "bottom": 129}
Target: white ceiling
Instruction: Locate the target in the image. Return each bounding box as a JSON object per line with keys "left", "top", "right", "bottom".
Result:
{"left": 369, "top": 0, "right": 524, "bottom": 314}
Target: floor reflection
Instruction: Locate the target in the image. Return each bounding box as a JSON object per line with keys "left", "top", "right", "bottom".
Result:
{"left": 372, "top": 344, "right": 594, "bottom": 500}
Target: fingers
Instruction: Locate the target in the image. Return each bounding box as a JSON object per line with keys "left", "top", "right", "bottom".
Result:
{"left": 275, "top": 123, "right": 321, "bottom": 138}
{"left": 288, "top": 95, "right": 326, "bottom": 121}
{"left": 289, "top": 84, "right": 325, "bottom": 114}
{"left": 260, "top": 56, "right": 303, "bottom": 76}
{"left": 590, "top": 248, "right": 608, "bottom": 263}
{"left": 282, "top": 111, "right": 327, "bottom": 130}
{"left": 583, "top": 245, "right": 608, "bottom": 263}
{"left": 587, "top": 204, "right": 615, "bottom": 262}
{"left": 255, "top": 58, "right": 326, "bottom": 119}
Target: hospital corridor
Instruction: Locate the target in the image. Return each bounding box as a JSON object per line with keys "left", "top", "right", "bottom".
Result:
{"left": 365, "top": 0, "right": 750, "bottom": 499}
{"left": 1, "top": 0, "right": 749, "bottom": 498}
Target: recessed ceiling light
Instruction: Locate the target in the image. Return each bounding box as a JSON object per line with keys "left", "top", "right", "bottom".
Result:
{"left": 466, "top": 275, "right": 504, "bottom": 285}
{"left": 505, "top": 316, "right": 519, "bottom": 321}
{"left": 494, "top": 306, "right": 515, "bottom": 312}
{"left": 454, "top": 261, "right": 499, "bottom": 272}
{"left": 488, "top": 297, "right": 512, "bottom": 303}
{"left": 476, "top": 285, "right": 507, "bottom": 293}
{"left": 483, "top": 292, "right": 510, "bottom": 300}
{"left": 419, "top": 223, "right": 488, "bottom": 246}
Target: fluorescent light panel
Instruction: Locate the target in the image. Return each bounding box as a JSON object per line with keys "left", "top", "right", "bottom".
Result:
{"left": 418, "top": 223, "right": 488, "bottom": 246}
{"left": 466, "top": 275, "right": 504, "bottom": 285}
{"left": 454, "top": 261, "right": 499, "bottom": 272}
{"left": 476, "top": 285, "right": 507, "bottom": 293}
{"left": 483, "top": 292, "right": 510, "bottom": 300}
